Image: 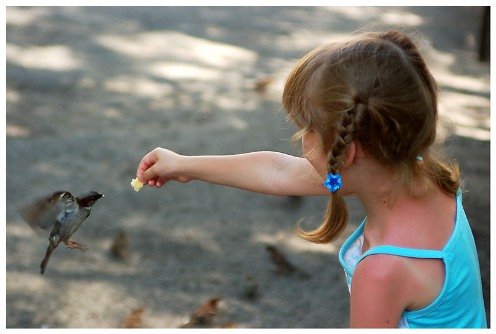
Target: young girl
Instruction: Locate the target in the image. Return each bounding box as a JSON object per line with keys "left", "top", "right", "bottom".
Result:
{"left": 135, "top": 30, "right": 487, "bottom": 328}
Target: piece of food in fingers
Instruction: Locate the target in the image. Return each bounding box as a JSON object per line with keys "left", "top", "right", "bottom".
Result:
{"left": 131, "top": 178, "right": 144, "bottom": 192}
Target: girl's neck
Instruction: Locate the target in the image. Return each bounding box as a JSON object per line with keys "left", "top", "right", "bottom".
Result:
{"left": 352, "top": 161, "right": 403, "bottom": 218}
{"left": 357, "top": 177, "right": 453, "bottom": 253}
{"left": 342, "top": 143, "right": 455, "bottom": 252}
{"left": 354, "top": 167, "right": 430, "bottom": 248}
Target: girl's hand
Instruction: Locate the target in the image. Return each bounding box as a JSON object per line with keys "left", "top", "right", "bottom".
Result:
{"left": 136, "top": 147, "right": 191, "bottom": 188}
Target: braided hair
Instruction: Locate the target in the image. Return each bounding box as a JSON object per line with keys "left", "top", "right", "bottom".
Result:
{"left": 282, "top": 30, "right": 459, "bottom": 243}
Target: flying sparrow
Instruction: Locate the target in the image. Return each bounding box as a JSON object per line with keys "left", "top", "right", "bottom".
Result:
{"left": 19, "top": 190, "right": 104, "bottom": 274}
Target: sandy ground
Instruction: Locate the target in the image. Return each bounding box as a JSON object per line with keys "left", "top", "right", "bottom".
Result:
{"left": 5, "top": 6, "right": 490, "bottom": 328}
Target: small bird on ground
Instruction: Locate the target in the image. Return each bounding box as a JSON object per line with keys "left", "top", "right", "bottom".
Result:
{"left": 266, "top": 245, "right": 311, "bottom": 279}
{"left": 181, "top": 297, "right": 222, "bottom": 328}
{"left": 252, "top": 76, "right": 274, "bottom": 92}
{"left": 120, "top": 307, "right": 145, "bottom": 328}
{"left": 242, "top": 274, "right": 258, "bottom": 299}
{"left": 19, "top": 190, "right": 104, "bottom": 274}
{"left": 110, "top": 230, "right": 129, "bottom": 260}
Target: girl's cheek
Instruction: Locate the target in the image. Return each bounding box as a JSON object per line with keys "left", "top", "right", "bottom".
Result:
{"left": 302, "top": 132, "right": 328, "bottom": 177}
{"left": 305, "top": 150, "right": 328, "bottom": 177}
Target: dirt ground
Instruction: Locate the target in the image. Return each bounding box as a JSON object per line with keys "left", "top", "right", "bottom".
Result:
{"left": 5, "top": 6, "right": 490, "bottom": 328}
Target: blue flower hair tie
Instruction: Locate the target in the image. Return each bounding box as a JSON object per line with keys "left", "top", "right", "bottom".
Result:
{"left": 324, "top": 173, "right": 342, "bottom": 193}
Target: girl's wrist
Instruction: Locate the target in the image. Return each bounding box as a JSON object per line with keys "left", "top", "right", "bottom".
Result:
{"left": 178, "top": 155, "right": 194, "bottom": 178}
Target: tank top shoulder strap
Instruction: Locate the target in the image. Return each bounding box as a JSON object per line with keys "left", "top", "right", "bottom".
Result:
{"left": 357, "top": 188, "right": 462, "bottom": 264}
{"left": 359, "top": 245, "right": 444, "bottom": 263}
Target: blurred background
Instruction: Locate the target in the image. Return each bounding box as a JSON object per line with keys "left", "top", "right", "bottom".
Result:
{"left": 5, "top": 6, "right": 490, "bottom": 328}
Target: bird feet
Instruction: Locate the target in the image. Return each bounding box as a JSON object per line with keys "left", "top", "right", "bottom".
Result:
{"left": 65, "top": 240, "right": 88, "bottom": 251}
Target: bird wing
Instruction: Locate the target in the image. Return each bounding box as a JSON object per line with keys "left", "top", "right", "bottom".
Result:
{"left": 18, "top": 191, "right": 77, "bottom": 233}
{"left": 18, "top": 191, "right": 64, "bottom": 232}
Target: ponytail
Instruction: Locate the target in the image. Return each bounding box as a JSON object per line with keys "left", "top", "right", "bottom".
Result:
{"left": 298, "top": 191, "right": 348, "bottom": 243}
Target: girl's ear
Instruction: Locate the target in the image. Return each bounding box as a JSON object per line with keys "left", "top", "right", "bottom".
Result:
{"left": 342, "top": 140, "right": 357, "bottom": 169}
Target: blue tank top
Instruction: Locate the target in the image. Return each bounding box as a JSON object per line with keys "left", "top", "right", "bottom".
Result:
{"left": 339, "top": 189, "right": 487, "bottom": 328}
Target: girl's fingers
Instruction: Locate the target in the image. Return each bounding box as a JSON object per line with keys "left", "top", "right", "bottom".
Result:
{"left": 138, "top": 158, "right": 161, "bottom": 184}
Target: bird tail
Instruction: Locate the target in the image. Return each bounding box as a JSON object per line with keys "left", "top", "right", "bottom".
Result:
{"left": 40, "top": 244, "right": 55, "bottom": 275}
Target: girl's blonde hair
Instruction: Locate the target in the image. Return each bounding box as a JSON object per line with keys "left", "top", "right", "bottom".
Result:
{"left": 282, "top": 30, "right": 460, "bottom": 243}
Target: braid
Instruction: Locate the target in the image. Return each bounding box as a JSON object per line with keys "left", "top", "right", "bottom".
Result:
{"left": 327, "top": 107, "right": 357, "bottom": 173}
{"left": 379, "top": 31, "right": 438, "bottom": 111}
{"left": 298, "top": 106, "right": 359, "bottom": 243}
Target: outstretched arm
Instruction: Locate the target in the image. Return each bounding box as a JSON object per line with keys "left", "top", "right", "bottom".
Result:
{"left": 136, "top": 148, "right": 328, "bottom": 196}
